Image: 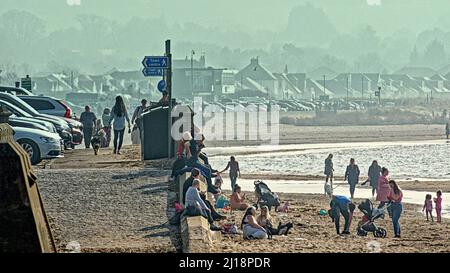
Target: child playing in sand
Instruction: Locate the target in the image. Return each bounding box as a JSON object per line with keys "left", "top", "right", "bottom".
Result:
{"left": 422, "top": 194, "right": 434, "bottom": 222}
{"left": 434, "top": 190, "right": 442, "bottom": 223}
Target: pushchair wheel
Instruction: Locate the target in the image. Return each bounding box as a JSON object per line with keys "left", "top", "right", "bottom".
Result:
{"left": 357, "top": 228, "right": 368, "bottom": 237}
{"left": 373, "top": 228, "right": 387, "bottom": 238}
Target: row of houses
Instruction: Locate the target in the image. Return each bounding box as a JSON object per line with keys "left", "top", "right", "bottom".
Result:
{"left": 5, "top": 56, "right": 450, "bottom": 101}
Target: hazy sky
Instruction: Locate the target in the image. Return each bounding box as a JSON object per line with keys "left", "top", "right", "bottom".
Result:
{"left": 1, "top": 0, "right": 450, "bottom": 35}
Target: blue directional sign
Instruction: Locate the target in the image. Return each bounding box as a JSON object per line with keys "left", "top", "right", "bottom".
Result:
{"left": 142, "top": 67, "right": 164, "bottom": 77}
{"left": 157, "top": 80, "right": 167, "bottom": 92}
{"left": 142, "top": 56, "right": 168, "bottom": 68}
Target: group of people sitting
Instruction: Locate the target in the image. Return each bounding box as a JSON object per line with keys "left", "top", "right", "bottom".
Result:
{"left": 241, "top": 205, "right": 293, "bottom": 240}
{"left": 171, "top": 131, "right": 293, "bottom": 238}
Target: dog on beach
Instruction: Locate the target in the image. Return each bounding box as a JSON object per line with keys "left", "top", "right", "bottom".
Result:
{"left": 91, "top": 129, "right": 107, "bottom": 155}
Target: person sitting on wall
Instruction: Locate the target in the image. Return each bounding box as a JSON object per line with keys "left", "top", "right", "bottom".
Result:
{"left": 182, "top": 168, "right": 201, "bottom": 203}
{"left": 185, "top": 179, "right": 221, "bottom": 231}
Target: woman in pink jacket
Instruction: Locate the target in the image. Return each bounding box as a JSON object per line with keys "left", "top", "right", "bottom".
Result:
{"left": 376, "top": 167, "right": 391, "bottom": 208}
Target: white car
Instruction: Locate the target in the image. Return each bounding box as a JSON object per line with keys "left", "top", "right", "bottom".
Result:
{"left": 13, "top": 126, "right": 64, "bottom": 165}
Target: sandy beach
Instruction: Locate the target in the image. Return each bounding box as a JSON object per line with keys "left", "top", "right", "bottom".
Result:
{"left": 207, "top": 123, "right": 445, "bottom": 147}
{"left": 32, "top": 123, "right": 449, "bottom": 253}
{"left": 210, "top": 192, "right": 449, "bottom": 253}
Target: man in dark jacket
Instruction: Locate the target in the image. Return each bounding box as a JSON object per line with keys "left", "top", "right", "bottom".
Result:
{"left": 79, "top": 105, "right": 97, "bottom": 148}
{"left": 182, "top": 168, "right": 200, "bottom": 203}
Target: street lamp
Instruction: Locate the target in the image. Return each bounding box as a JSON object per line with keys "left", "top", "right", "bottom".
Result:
{"left": 191, "top": 50, "right": 195, "bottom": 96}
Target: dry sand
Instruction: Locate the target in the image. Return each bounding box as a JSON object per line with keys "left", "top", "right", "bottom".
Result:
{"left": 211, "top": 192, "right": 449, "bottom": 253}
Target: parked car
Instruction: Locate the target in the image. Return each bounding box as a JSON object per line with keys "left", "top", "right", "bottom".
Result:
{"left": 0, "top": 85, "right": 33, "bottom": 95}
{"left": 18, "top": 95, "right": 83, "bottom": 148}
{"left": 9, "top": 117, "right": 52, "bottom": 132}
{"left": 18, "top": 95, "right": 73, "bottom": 118}
{"left": 0, "top": 93, "right": 74, "bottom": 148}
{"left": 0, "top": 99, "right": 72, "bottom": 147}
{"left": 13, "top": 126, "right": 63, "bottom": 165}
{"left": 1, "top": 102, "right": 57, "bottom": 133}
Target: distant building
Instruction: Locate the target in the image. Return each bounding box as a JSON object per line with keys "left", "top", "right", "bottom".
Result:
{"left": 235, "top": 57, "right": 278, "bottom": 98}
{"left": 173, "top": 67, "right": 224, "bottom": 100}
{"left": 307, "top": 66, "right": 338, "bottom": 80}
{"left": 394, "top": 67, "right": 437, "bottom": 78}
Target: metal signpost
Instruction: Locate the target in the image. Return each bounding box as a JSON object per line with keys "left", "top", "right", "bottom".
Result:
{"left": 141, "top": 41, "right": 173, "bottom": 159}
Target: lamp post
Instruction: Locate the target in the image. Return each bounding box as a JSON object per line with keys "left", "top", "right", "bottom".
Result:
{"left": 323, "top": 75, "right": 326, "bottom": 96}
{"left": 361, "top": 73, "right": 364, "bottom": 100}
{"left": 191, "top": 50, "right": 195, "bottom": 96}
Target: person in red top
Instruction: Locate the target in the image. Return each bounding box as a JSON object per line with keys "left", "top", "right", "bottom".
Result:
{"left": 387, "top": 180, "right": 403, "bottom": 238}
{"left": 376, "top": 167, "right": 391, "bottom": 209}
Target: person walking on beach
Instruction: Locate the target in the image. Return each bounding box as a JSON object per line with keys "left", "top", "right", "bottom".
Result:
{"left": 434, "top": 190, "right": 442, "bottom": 223}
{"left": 328, "top": 195, "right": 356, "bottom": 235}
{"left": 101, "top": 108, "right": 111, "bottom": 147}
{"left": 344, "top": 158, "right": 360, "bottom": 199}
{"left": 446, "top": 122, "right": 449, "bottom": 139}
{"left": 324, "top": 154, "right": 334, "bottom": 192}
{"left": 220, "top": 156, "right": 240, "bottom": 190}
{"left": 376, "top": 167, "right": 391, "bottom": 209}
{"left": 79, "top": 105, "right": 97, "bottom": 149}
{"left": 108, "top": 95, "right": 131, "bottom": 155}
{"left": 422, "top": 194, "right": 434, "bottom": 222}
{"left": 387, "top": 180, "right": 403, "bottom": 238}
{"left": 364, "top": 160, "right": 381, "bottom": 197}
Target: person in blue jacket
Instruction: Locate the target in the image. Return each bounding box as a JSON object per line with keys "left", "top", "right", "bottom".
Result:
{"left": 328, "top": 195, "right": 356, "bottom": 235}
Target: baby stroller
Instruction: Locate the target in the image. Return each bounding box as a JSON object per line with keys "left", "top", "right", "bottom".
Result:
{"left": 254, "top": 180, "right": 281, "bottom": 211}
{"left": 356, "top": 199, "right": 387, "bottom": 238}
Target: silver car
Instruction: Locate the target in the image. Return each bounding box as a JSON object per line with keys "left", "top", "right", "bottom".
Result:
{"left": 13, "top": 126, "right": 64, "bottom": 165}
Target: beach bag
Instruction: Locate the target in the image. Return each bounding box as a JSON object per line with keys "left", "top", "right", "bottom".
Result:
{"left": 216, "top": 195, "right": 229, "bottom": 209}
{"left": 131, "top": 124, "right": 140, "bottom": 145}
{"left": 221, "top": 224, "right": 239, "bottom": 234}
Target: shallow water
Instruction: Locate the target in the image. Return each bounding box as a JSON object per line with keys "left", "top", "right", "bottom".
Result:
{"left": 207, "top": 139, "right": 450, "bottom": 218}
{"left": 207, "top": 139, "right": 450, "bottom": 180}
{"left": 220, "top": 179, "right": 450, "bottom": 219}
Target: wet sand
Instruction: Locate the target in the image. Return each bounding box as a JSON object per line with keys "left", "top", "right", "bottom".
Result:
{"left": 207, "top": 123, "right": 445, "bottom": 147}
{"left": 234, "top": 173, "right": 450, "bottom": 193}
{"left": 211, "top": 192, "right": 450, "bottom": 253}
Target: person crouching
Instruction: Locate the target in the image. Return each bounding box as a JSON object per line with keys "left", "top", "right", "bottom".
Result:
{"left": 328, "top": 195, "right": 356, "bottom": 235}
